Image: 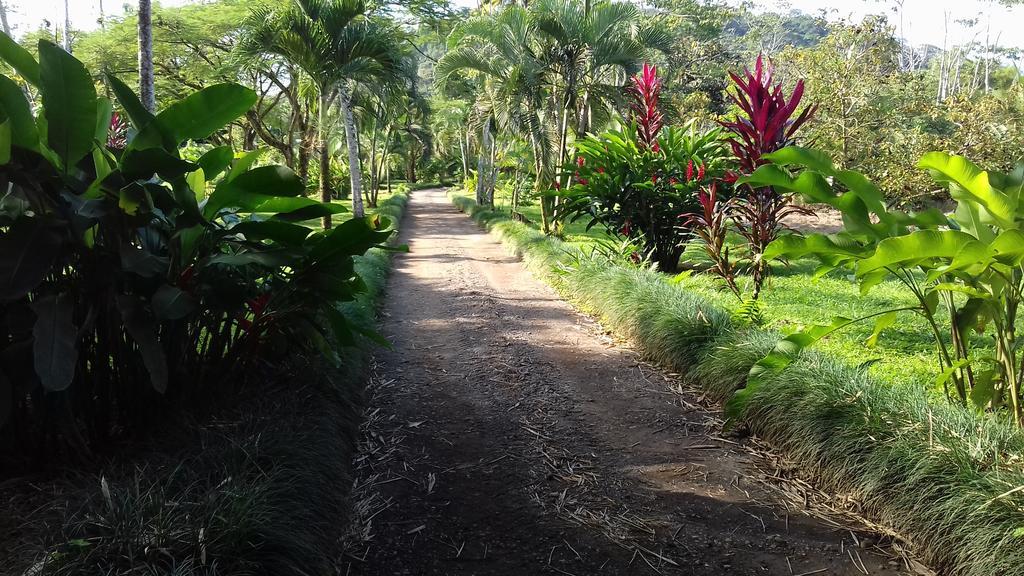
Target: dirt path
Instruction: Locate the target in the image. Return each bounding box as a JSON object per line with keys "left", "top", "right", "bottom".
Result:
{"left": 346, "top": 189, "right": 911, "bottom": 576}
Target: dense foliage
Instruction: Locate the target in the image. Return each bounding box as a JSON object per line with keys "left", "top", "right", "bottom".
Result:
{"left": 743, "top": 146, "right": 1024, "bottom": 425}
{"left": 558, "top": 65, "right": 728, "bottom": 270}
{"left": 0, "top": 38, "right": 391, "bottom": 468}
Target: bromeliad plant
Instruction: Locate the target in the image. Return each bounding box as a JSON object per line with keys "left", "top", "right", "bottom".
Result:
{"left": 0, "top": 38, "right": 391, "bottom": 468}
{"left": 715, "top": 55, "right": 817, "bottom": 299}
{"left": 735, "top": 146, "right": 1024, "bottom": 425}
{"left": 557, "top": 64, "right": 730, "bottom": 271}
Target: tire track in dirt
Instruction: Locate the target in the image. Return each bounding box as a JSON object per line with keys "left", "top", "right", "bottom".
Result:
{"left": 344, "top": 189, "right": 914, "bottom": 576}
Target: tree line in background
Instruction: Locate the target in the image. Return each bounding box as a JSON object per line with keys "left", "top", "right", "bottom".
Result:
{"left": 1, "top": 0, "right": 1018, "bottom": 228}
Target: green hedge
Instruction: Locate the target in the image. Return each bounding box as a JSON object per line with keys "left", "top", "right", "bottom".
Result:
{"left": 28, "top": 194, "right": 411, "bottom": 576}
{"left": 451, "top": 193, "right": 1024, "bottom": 576}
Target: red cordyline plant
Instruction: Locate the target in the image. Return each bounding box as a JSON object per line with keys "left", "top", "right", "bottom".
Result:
{"left": 630, "top": 63, "right": 664, "bottom": 150}
{"left": 713, "top": 55, "right": 816, "bottom": 300}
{"left": 682, "top": 183, "right": 740, "bottom": 297}
{"left": 720, "top": 55, "right": 817, "bottom": 175}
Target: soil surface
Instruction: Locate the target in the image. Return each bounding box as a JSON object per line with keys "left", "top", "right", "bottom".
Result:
{"left": 346, "top": 189, "right": 915, "bottom": 576}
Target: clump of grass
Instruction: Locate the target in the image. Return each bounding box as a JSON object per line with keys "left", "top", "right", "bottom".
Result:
{"left": 452, "top": 193, "right": 1024, "bottom": 576}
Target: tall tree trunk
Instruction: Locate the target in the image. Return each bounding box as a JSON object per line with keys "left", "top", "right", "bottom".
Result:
{"left": 138, "top": 0, "right": 155, "bottom": 112}
{"left": 487, "top": 126, "right": 497, "bottom": 206}
{"left": 458, "top": 132, "right": 469, "bottom": 182}
{"left": 367, "top": 120, "right": 378, "bottom": 208}
{"left": 99, "top": 0, "right": 106, "bottom": 30}
{"left": 318, "top": 90, "right": 332, "bottom": 229}
{"left": 476, "top": 121, "right": 488, "bottom": 205}
{"left": 63, "top": 0, "right": 71, "bottom": 52}
{"left": 339, "top": 88, "right": 365, "bottom": 219}
{"left": 0, "top": 1, "right": 10, "bottom": 36}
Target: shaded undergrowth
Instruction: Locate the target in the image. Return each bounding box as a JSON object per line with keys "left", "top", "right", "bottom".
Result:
{"left": 452, "top": 192, "right": 1024, "bottom": 576}
{"left": 8, "top": 193, "right": 411, "bottom": 576}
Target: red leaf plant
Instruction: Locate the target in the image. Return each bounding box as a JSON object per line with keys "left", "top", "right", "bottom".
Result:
{"left": 681, "top": 183, "right": 740, "bottom": 297}
{"left": 718, "top": 55, "right": 816, "bottom": 299}
{"left": 630, "top": 63, "right": 664, "bottom": 150}
{"left": 719, "top": 55, "right": 817, "bottom": 174}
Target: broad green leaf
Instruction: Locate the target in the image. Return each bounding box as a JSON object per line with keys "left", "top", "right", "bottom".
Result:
{"left": 118, "top": 184, "right": 150, "bottom": 215}
{"left": 38, "top": 40, "right": 97, "bottom": 171}
{"left": 0, "top": 74, "right": 38, "bottom": 150}
{"left": 197, "top": 146, "right": 233, "bottom": 180}
{"left": 763, "top": 146, "right": 836, "bottom": 173}
{"left": 105, "top": 73, "right": 154, "bottom": 130}
{"left": 857, "top": 230, "right": 985, "bottom": 277}
{"left": 151, "top": 284, "right": 196, "bottom": 321}
{"left": 116, "top": 295, "right": 167, "bottom": 393}
{"left": 120, "top": 148, "right": 198, "bottom": 180}
{"left": 187, "top": 168, "right": 206, "bottom": 200}
{"left": 865, "top": 311, "right": 897, "bottom": 348}
{"left": 227, "top": 148, "right": 265, "bottom": 181}
{"left": 970, "top": 369, "right": 997, "bottom": 409}
{"left": 0, "top": 32, "right": 40, "bottom": 87}
{"left": 764, "top": 233, "right": 864, "bottom": 262}
{"left": 0, "top": 218, "right": 62, "bottom": 301}
{"left": 86, "top": 146, "right": 117, "bottom": 198}
{"left": 156, "top": 83, "right": 257, "bottom": 145}
{"left": 227, "top": 165, "right": 304, "bottom": 197}
{"left": 935, "top": 359, "right": 970, "bottom": 391}
{"left": 94, "top": 97, "right": 113, "bottom": 145}
{"left": 207, "top": 250, "right": 299, "bottom": 268}
{"left": 230, "top": 220, "right": 311, "bottom": 246}
{"left": 308, "top": 217, "right": 393, "bottom": 264}
{"left": 31, "top": 293, "right": 77, "bottom": 391}
{"left": 272, "top": 203, "right": 349, "bottom": 222}
{"left": 919, "top": 152, "right": 1016, "bottom": 230}
{"left": 0, "top": 118, "right": 10, "bottom": 164}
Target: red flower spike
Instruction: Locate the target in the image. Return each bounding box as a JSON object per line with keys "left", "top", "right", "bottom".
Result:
{"left": 686, "top": 160, "right": 694, "bottom": 183}
{"left": 651, "top": 174, "right": 658, "bottom": 184}
{"left": 107, "top": 112, "right": 128, "bottom": 149}
{"left": 577, "top": 156, "right": 585, "bottom": 167}
{"left": 698, "top": 164, "right": 706, "bottom": 181}
{"left": 629, "top": 62, "right": 664, "bottom": 150}
{"left": 597, "top": 167, "right": 605, "bottom": 174}
{"left": 553, "top": 181, "right": 561, "bottom": 191}
{"left": 669, "top": 177, "right": 678, "bottom": 185}
{"left": 578, "top": 178, "right": 588, "bottom": 185}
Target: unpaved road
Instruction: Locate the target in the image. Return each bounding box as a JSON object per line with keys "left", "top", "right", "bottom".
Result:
{"left": 347, "top": 189, "right": 910, "bottom": 575}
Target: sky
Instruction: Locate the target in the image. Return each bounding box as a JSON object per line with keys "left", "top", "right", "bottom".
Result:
{"left": 4, "top": 0, "right": 1024, "bottom": 49}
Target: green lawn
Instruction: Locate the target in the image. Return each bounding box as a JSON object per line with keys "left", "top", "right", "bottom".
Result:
{"left": 487, "top": 184, "right": 974, "bottom": 392}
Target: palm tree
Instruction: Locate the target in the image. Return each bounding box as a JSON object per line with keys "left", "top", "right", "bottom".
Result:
{"left": 138, "top": 0, "right": 154, "bottom": 111}
{"left": 532, "top": 0, "right": 673, "bottom": 184}
{"left": 438, "top": 0, "right": 668, "bottom": 229}
{"left": 437, "top": 5, "right": 553, "bottom": 213}
{"left": 239, "top": 0, "right": 405, "bottom": 227}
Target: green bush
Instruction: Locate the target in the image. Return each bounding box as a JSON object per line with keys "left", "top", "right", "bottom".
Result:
{"left": 0, "top": 39, "right": 392, "bottom": 468}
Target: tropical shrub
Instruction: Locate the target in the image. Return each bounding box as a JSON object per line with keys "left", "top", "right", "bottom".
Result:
{"left": 0, "top": 39, "right": 391, "bottom": 469}
{"left": 739, "top": 146, "right": 1024, "bottom": 425}
{"left": 718, "top": 55, "right": 816, "bottom": 297}
{"left": 558, "top": 64, "right": 730, "bottom": 271}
